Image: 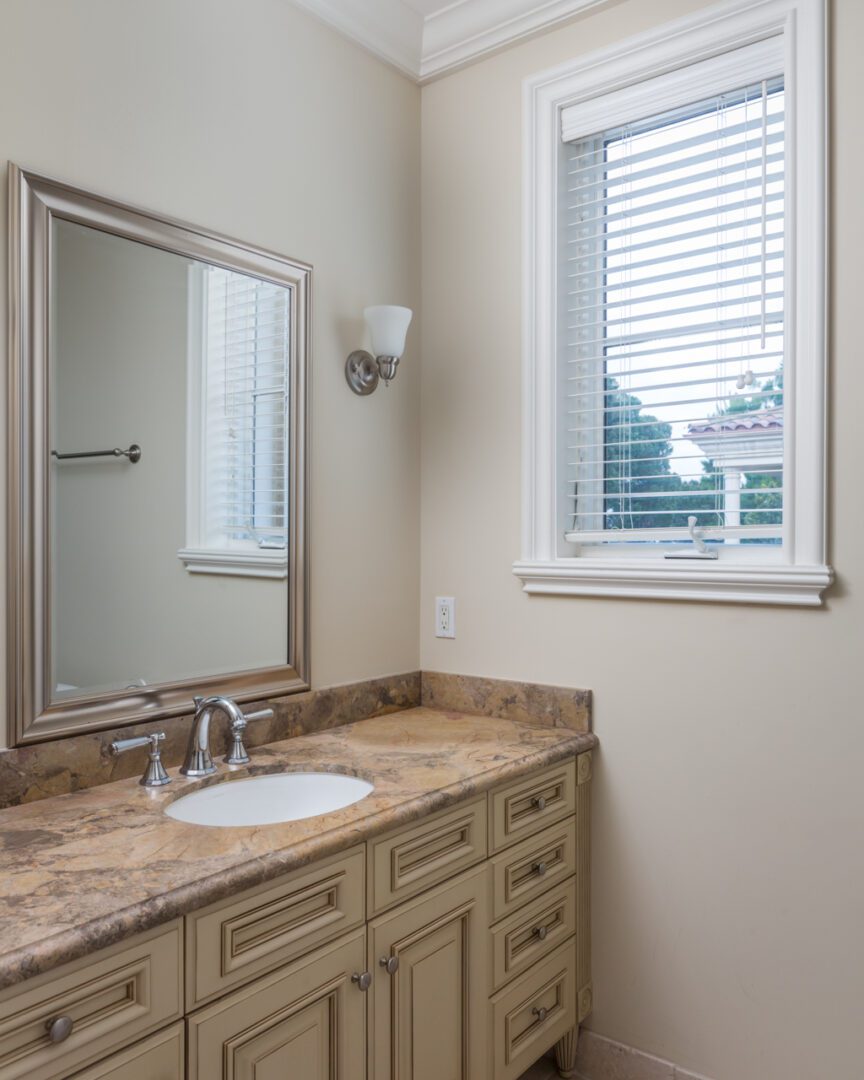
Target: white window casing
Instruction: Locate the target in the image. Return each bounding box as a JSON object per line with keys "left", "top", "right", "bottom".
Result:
{"left": 516, "top": 0, "right": 831, "bottom": 605}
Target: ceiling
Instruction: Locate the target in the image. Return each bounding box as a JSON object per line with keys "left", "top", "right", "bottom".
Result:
{"left": 291, "top": 0, "right": 612, "bottom": 81}
{"left": 401, "top": 0, "right": 450, "bottom": 15}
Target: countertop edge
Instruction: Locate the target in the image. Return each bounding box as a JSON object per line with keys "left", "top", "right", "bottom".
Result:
{"left": 0, "top": 728, "right": 595, "bottom": 990}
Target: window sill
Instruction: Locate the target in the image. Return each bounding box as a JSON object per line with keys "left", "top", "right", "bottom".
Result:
{"left": 178, "top": 547, "right": 287, "bottom": 580}
{"left": 512, "top": 559, "right": 833, "bottom": 606}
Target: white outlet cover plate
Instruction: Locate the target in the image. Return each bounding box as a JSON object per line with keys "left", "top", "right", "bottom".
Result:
{"left": 435, "top": 596, "right": 456, "bottom": 638}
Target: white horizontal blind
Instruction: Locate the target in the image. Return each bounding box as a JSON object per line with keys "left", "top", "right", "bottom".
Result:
{"left": 204, "top": 267, "right": 290, "bottom": 551}
{"left": 560, "top": 77, "right": 785, "bottom": 548}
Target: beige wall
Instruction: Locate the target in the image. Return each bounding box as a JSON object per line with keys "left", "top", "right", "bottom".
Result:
{"left": 0, "top": 0, "right": 422, "bottom": 734}
{"left": 420, "top": 2, "right": 862, "bottom": 1078}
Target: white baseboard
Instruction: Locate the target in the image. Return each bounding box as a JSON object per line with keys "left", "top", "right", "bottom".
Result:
{"left": 573, "top": 1030, "right": 714, "bottom": 1080}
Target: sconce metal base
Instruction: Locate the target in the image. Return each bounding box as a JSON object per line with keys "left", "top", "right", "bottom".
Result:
{"left": 345, "top": 350, "right": 379, "bottom": 395}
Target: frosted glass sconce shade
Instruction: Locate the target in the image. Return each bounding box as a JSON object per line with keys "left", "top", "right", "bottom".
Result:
{"left": 364, "top": 306, "right": 412, "bottom": 358}
{"left": 345, "top": 305, "right": 413, "bottom": 395}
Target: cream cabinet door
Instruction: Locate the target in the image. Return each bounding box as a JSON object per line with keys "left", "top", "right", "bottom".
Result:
{"left": 187, "top": 927, "right": 367, "bottom": 1080}
{"left": 368, "top": 863, "right": 489, "bottom": 1080}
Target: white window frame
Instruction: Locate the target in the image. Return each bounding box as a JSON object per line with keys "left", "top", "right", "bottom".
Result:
{"left": 515, "top": 0, "right": 831, "bottom": 605}
{"left": 178, "top": 264, "right": 289, "bottom": 580}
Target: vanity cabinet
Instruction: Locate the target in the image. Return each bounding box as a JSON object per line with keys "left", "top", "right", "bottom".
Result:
{"left": 4, "top": 750, "right": 591, "bottom": 1080}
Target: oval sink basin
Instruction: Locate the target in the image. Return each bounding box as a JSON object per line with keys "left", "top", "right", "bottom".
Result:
{"left": 164, "top": 772, "right": 374, "bottom": 827}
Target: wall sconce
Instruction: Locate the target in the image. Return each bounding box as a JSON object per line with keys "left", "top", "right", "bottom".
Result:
{"left": 345, "top": 305, "right": 413, "bottom": 395}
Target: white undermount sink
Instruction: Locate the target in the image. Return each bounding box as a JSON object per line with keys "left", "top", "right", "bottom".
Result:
{"left": 164, "top": 772, "right": 374, "bottom": 827}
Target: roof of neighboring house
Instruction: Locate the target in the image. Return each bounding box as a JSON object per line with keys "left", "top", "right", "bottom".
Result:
{"left": 688, "top": 408, "right": 783, "bottom": 436}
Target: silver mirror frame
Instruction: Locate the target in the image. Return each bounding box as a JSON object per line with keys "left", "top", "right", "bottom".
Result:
{"left": 7, "top": 164, "right": 311, "bottom": 745}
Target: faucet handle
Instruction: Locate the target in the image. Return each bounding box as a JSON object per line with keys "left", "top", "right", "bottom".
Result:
{"left": 111, "top": 732, "right": 170, "bottom": 787}
{"left": 226, "top": 706, "right": 275, "bottom": 765}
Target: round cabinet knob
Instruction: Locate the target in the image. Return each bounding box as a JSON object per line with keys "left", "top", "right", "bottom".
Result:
{"left": 532, "top": 861, "right": 548, "bottom": 877}
{"left": 532, "top": 1006, "right": 548, "bottom": 1023}
{"left": 352, "top": 971, "right": 372, "bottom": 992}
{"left": 532, "top": 796, "right": 547, "bottom": 812}
{"left": 45, "top": 1015, "right": 74, "bottom": 1043}
{"left": 379, "top": 955, "right": 399, "bottom": 975}
{"left": 532, "top": 925, "right": 548, "bottom": 941}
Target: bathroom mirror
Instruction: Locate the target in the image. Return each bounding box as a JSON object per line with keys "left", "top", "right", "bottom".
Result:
{"left": 8, "top": 165, "right": 310, "bottom": 744}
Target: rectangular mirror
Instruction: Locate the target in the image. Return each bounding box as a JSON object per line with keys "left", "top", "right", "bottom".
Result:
{"left": 8, "top": 165, "right": 310, "bottom": 744}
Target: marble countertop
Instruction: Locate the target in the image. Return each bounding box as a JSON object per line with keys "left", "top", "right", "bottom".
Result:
{"left": 0, "top": 707, "right": 594, "bottom": 989}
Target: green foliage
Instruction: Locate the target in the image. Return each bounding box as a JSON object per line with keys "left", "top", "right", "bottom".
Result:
{"left": 603, "top": 380, "right": 722, "bottom": 531}
{"left": 600, "top": 366, "right": 783, "bottom": 536}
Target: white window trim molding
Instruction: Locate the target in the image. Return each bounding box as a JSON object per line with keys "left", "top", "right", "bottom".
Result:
{"left": 176, "top": 547, "right": 288, "bottom": 579}
{"left": 516, "top": 0, "right": 832, "bottom": 606}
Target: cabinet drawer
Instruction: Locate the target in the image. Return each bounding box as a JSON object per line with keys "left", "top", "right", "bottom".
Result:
{"left": 368, "top": 797, "right": 487, "bottom": 915}
{"left": 490, "top": 937, "right": 576, "bottom": 1080}
{"left": 187, "top": 927, "right": 366, "bottom": 1080}
{"left": 69, "top": 1022, "right": 184, "bottom": 1080}
{"left": 185, "top": 845, "right": 365, "bottom": 1009}
{"left": 0, "top": 920, "right": 183, "bottom": 1080}
{"left": 490, "top": 817, "right": 576, "bottom": 922}
{"left": 490, "top": 877, "right": 576, "bottom": 991}
{"left": 489, "top": 759, "right": 576, "bottom": 853}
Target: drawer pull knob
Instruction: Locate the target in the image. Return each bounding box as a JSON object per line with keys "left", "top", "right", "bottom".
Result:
{"left": 379, "top": 955, "right": 399, "bottom": 975}
{"left": 532, "top": 1006, "right": 549, "bottom": 1022}
{"left": 532, "top": 925, "right": 548, "bottom": 940}
{"left": 352, "top": 971, "right": 372, "bottom": 992}
{"left": 532, "top": 861, "right": 548, "bottom": 877}
{"left": 532, "top": 796, "right": 547, "bottom": 811}
{"left": 45, "top": 1016, "right": 74, "bottom": 1043}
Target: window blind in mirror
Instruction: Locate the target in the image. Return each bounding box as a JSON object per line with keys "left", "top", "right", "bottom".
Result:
{"left": 204, "top": 268, "right": 290, "bottom": 551}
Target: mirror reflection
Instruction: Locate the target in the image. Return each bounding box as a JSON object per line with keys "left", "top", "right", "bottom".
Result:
{"left": 50, "top": 220, "right": 290, "bottom": 700}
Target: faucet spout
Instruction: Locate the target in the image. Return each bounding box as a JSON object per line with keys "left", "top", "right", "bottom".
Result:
{"left": 181, "top": 695, "right": 245, "bottom": 777}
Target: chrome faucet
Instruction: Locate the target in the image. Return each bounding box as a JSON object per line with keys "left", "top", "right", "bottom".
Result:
{"left": 180, "top": 695, "right": 274, "bottom": 777}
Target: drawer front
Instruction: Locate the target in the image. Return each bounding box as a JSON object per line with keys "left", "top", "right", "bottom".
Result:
{"left": 0, "top": 920, "right": 183, "bottom": 1080}
{"left": 489, "top": 759, "right": 576, "bottom": 853}
{"left": 490, "top": 877, "right": 576, "bottom": 991}
{"left": 490, "top": 817, "right": 576, "bottom": 922}
{"left": 490, "top": 937, "right": 577, "bottom": 1080}
{"left": 69, "top": 1022, "right": 184, "bottom": 1080}
{"left": 186, "top": 845, "right": 365, "bottom": 1008}
{"left": 368, "top": 797, "right": 487, "bottom": 915}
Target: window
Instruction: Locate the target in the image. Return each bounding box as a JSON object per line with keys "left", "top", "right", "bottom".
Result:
{"left": 563, "top": 77, "right": 785, "bottom": 548}
{"left": 180, "top": 265, "right": 291, "bottom": 579}
{"left": 518, "top": 0, "right": 831, "bottom": 604}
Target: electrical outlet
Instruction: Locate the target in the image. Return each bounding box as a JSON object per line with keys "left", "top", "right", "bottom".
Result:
{"left": 435, "top": 596, "right": 455, "bottom": 639}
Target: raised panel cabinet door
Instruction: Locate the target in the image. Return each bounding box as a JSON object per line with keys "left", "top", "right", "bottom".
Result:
{"left": 368, "top": 863, "right": 489, "bottom": 1080}
{"left": 187, "top": 927, "right": 367, "bottom": 1080}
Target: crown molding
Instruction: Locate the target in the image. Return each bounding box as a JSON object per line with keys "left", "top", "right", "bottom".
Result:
{"left": 290, "top": 0, "right": 614, "bottom": 82}
{"left": 421, "top": 0, "right": 612, "bottom": 79}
